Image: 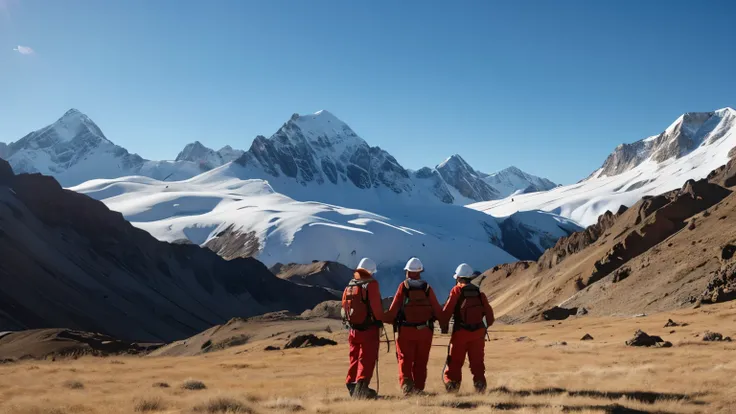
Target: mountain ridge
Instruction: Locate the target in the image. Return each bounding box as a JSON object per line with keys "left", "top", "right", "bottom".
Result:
{"left": 1, "top": 109, "right": 552, "bottom": 204}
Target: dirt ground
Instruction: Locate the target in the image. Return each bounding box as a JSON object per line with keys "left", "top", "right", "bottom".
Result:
{"left": 1, "top": 302, "right": 735, "bottom": 414}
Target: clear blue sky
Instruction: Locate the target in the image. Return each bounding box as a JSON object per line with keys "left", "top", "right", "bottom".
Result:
{"left": 1, "top": 0, "right": 735, "bottom": 184}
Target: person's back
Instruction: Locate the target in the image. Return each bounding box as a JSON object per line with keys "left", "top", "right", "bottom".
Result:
{"left": 385, "top": 257, "right": 446, "bottom": 395}
{"left": 342, "top": 258, "right": 387, "bottom": 399}
{"left": 442, "top": 263, "right": 494, "bottom": 393}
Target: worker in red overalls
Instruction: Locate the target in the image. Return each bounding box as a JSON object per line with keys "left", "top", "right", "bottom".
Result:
{"left": 341, "top": 257, "right": 388, "bottom": 399}
{"left": 385, "top": 257, "right": 446, "bottom": 395}
{"left": 442, "top": 263, "right": 495, "bottom": 393}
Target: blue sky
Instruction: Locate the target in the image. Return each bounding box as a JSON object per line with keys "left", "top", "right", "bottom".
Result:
{"left": 1, "top": 0, "right": 734, "bottom": 184}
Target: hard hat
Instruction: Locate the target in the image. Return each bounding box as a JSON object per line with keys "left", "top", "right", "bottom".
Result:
{"left": 404, "top": 257, "right": 424, "bottom": 272}
{"left": 356, "top": 257, "right": 377, "bottom": 274}
{"left": 453, "top": 263, "right": 475, "bottom": 279}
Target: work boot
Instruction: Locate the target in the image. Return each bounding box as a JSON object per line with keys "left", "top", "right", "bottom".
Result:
{"left": 346, "top": 382, "right": 356, "bottom": 397}
{"left": 444, "top": 381, "right": 460, "bottom": 393}
{"left": 474, "top": 381, "right": 487, "bottom": 394}
{"left": 401, "top": 379, "right": 415, "bottom": 396}
{"left": 352, "top": 380, "right": 378, "bottom": 399}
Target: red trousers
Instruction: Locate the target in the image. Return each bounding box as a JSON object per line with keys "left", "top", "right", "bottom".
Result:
{"left": 346, "top": 327, "right": 380, "bottom": 385}
{"left": 443, "top": 329, "right": 486, "bottom": 385}
{"left": 395, "top": 326, "right": 433, "bottom": 390}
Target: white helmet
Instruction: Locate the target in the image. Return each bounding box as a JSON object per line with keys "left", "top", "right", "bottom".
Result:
{"left": 356, "top": 257, "right": 377, "bottom": 275}
{"left": 404, "top": 257, "right": 424, "bottom": 272}
{"left": 453, "top": 263, "right": 475, "bottom": 279}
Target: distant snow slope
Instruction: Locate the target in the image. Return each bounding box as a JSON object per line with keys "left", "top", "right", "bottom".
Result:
{"left": 470, "top": 108, "right": 736, "bottom": 226}
{"left": 73, "top": 163, "right": 518, "bottom": 296}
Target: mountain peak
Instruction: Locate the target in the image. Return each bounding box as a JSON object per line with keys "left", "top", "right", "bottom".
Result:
{"left": 63, "top": 108, "right": 83, "bottom": 117}
{"left": 497, "top": 166, "right": 524, "bottom": 175}
{"left": 437, "top": 154, "right": 470, "bottom": 170}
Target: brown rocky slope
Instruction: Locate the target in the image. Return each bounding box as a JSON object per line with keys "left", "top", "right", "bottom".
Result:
{"left": 480, "top": 160, "right": 736, "bottom": 323}
{"left": 0, "top": 160, "right": 336, "bottom": 342}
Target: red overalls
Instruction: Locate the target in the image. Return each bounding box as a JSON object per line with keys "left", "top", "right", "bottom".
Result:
{"left": 386, "top": 275, "right": 446, "bottom": 391}
{"left": 442, "top": 282, "right": 495, "bottom": 388}
{"left": 345, "top": 270, "right": 387, "bottom": 387}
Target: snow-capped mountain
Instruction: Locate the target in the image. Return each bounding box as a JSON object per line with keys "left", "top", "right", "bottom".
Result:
{"left": 231, "top": 111, "right": 556, "bottom": 207}
{"left": 175, "top": 141, "right": 244, "bottom": 171}
{"left": 2, "top": 108, "right": 556, "bottom": 206}
{"left": 471, "top": 108, "right": 736, "bottom": 226}
{"left": 1, "top": 109, "right": 204, "bottom": 186}
{"left": 234, "top": 111, "right": 417, "bottom": 203}
{"left": 483, "top": 166, "right": 558, "bottom": 198}
{"left": 72, "top": 166, "right": 518, "bottom": 296}
{"left": 434, "top": 154, "right": 501, "bottom": 203}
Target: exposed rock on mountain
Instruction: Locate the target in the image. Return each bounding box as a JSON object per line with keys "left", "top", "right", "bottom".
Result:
{"left": 599, "top": 110, "right": 735, "bottom": 177}
{"left": 175, "top": 141, "right": 243, "bottom": 171}
{"left": 0, "top": 142, "right": 8, "bottom": 159}
{"left": 482, "top": 166, "right": 558, "bottom": 197}
{"left": 271, "top": 261, "right": 353, "bottom": 291}
{"left": 235, "top": 111, "right": 413, "bottom": 195}
{"left": 0, "top": 160, "right": 335, "bottom": 341}
{"left": 435, "top": 154, "right": 500, "bottom": 202}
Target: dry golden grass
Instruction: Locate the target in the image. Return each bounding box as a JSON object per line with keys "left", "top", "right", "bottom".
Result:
{"left": 1, "top": 303, "right": 736, "bottom": 413}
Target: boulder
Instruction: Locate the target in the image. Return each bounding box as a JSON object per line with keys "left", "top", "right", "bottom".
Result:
{"left": 663, "top": 319, "right": 679, "bottom": 328}
{"left": 581, "top": 334, "right": 594, "bottom": 341}
{"left": 542, "top": 306, "right": 578, "bottom": 321}
{"left": 284, "top": 334, "right": 337, "bottom": 349}
{"left": 702, "top": 331, "right": 732, "bottom": 342}
{"left": 625, "top": 330, "right": 672, "bottom": 348}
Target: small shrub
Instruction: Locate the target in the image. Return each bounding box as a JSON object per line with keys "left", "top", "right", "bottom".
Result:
{"left": 152, "top": 382, "right": 170, "bottom": 388}
{"left": 264, "top": 398, "right": 304, "bottom": 411}
{"left": 193, "top": 397, "right": 253, "bottom": 413}
{"left": 64, "top": 380, "right": 84, "bottom": 390}
{"left": 181, "top": 380, "right": 207, "bottom": 390}
{"left": 135, "top": 397, "right": 166, "bottom": 412}
{"left": 110, "top": 360, "right": 125, "bottom": 365}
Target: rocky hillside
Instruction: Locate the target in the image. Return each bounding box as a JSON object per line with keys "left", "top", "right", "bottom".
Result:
{"left": 480, "top": 156, "right": 736, "bottom": 322}
{"left": 271, "top": 261, "right": 354, "bottom": 292}
{"left": 0, "top": 160, "right": 335, "bottom": 342}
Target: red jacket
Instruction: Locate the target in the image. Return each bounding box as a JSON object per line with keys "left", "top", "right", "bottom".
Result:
{"left": 385, "top": 274, "right": 447, "bottom": 330}
{"left": 442, "top": 282, "right": 495, "bottom": 327}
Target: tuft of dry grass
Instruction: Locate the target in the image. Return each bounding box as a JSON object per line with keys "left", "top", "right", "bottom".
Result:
{"left": 263, "top": 397, "right": 304, "bottom": 411}
{"left": 181, "top": 380, "right": 207, "bottom": 390}
{"left": 134, "top": 396, "right": 166, "bottom": 412}
{"left": 63, "top": 380, "right": 84, "bottom": 390}
{"left": 152, "top": 382, "right": 170, "bottom": 388}
{"left": 192, "top": 397, "right": 253, "bottom": 413}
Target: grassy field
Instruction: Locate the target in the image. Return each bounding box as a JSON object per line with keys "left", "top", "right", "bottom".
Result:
{"left": 1, "top": 302, "right": 735, "bottom": 414}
